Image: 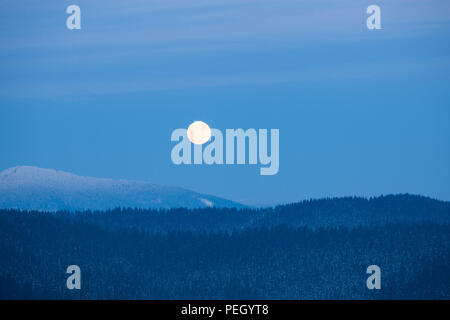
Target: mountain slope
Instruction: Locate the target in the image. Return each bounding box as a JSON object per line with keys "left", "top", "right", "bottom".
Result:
{"left": 0, "top": 166, "right": 243, "bottom": 211}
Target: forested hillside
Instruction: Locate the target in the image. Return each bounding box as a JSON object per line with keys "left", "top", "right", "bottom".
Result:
{"left": 1, "top": 194, "right": 449, "bottom": 299}
{"left": 41, "top": 194, "right": 450, "bottom": 233}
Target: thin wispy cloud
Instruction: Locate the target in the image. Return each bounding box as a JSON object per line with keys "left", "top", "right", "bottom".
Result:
{"left": 2, "top": 56, "right": 448, "bottom": 100}
{"left": 0, "top": 0, "right": 449, "bottom": 101}
{"left": 1, "top": 0, "right": 449, "bottom": 50}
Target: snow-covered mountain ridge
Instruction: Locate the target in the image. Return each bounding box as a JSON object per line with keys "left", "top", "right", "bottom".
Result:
{"left": 0, "top": 166, "right": 243, "bottom": 211}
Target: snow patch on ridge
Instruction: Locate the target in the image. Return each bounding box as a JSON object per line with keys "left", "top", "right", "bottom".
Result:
{"left": 200, "top": 198, "right": 214, "bottom": 207}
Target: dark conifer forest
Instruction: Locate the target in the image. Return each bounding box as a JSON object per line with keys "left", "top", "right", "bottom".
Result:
{"left": 1, "top": 194, "right": 449, "bottom": 299}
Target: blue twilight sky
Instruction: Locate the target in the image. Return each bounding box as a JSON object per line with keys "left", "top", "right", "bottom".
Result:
{"left": 0, "top": 0, "right": 449, "bottom": 206}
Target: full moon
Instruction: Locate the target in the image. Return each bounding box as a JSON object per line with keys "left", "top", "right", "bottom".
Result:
{"left": 187, "top": 121, "right": 212, "bottom": 145}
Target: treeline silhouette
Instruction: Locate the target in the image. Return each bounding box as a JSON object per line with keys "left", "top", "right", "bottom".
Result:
{"left": 0, "top": 194, "right": 449, "bottom": 299}
{"left": 15, "top": 193, "right": 448, "bottom": 234}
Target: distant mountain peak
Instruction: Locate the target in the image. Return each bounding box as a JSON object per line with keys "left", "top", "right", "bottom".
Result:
{"left": 0, "top": 166, "right": 244, "bottom": 211}
{"left": 0, "top": 165, "right": 52, "bottom": 177}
